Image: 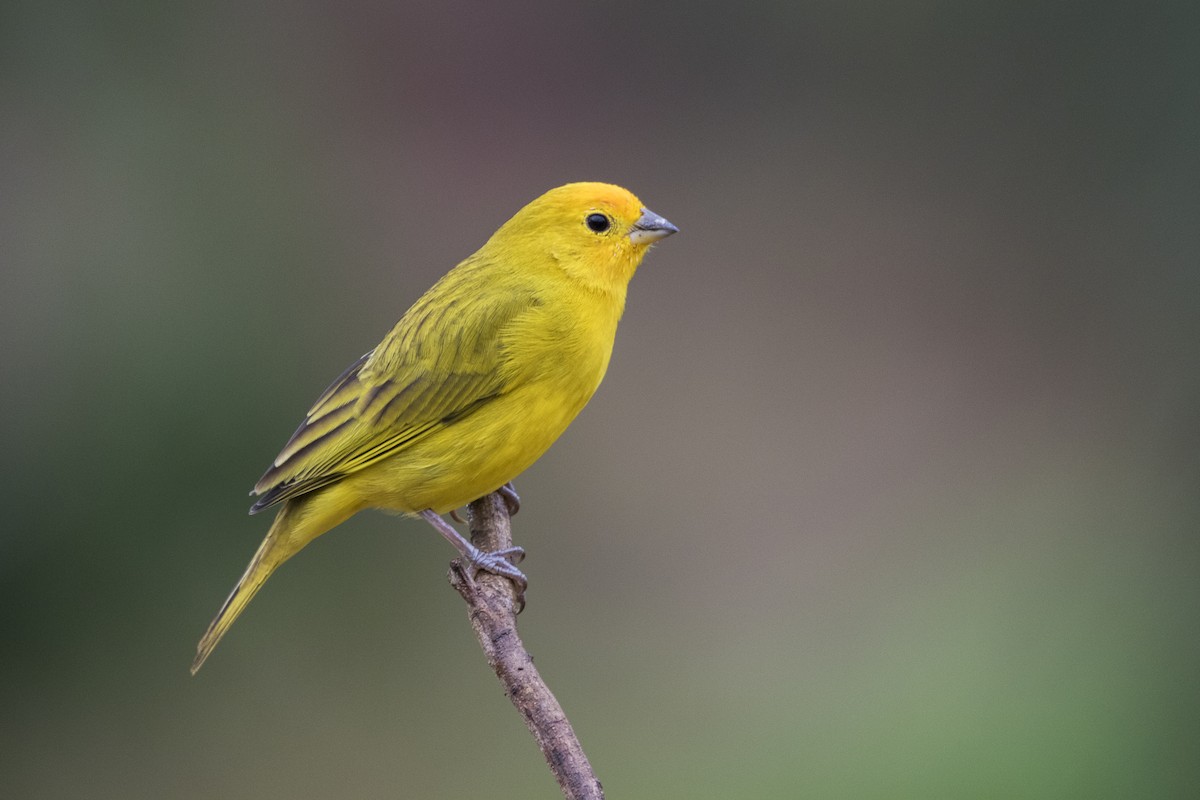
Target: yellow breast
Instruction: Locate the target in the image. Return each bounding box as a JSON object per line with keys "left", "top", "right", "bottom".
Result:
{"left": 350, "top": 283, "right": 623, "bottom": 514}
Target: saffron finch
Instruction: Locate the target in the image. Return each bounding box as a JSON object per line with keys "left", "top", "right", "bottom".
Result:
{"left": 191, "top": 182, "right": 677, "bottom": 673}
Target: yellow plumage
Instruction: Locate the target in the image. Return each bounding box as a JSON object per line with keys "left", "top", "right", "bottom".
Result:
{"left": 192, "top": 182, "right": 677, "bottom": 673}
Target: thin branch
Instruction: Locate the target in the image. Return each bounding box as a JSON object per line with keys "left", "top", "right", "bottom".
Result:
{"left": 448, "top": 492, "right": 604, "bottom": 800}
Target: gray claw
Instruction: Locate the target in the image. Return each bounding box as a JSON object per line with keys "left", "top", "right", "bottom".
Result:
{"left": 462, "top": 544, "right": 527, "bottom": 612}
{"left": 497, "top": 483, "right": 521, "bottom": 516}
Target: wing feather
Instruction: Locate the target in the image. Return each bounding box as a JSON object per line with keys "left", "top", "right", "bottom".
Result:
{"left": 250, "top": 265, "right": 532, "bottom": 514}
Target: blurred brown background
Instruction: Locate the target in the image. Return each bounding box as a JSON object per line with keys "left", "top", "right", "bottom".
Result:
{"left": 3, "top": 2, "right": 1198, "bottom": 797}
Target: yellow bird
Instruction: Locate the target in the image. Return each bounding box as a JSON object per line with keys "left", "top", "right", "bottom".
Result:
{"left": 191, "top": 182, "right": 677, "bottom": 673}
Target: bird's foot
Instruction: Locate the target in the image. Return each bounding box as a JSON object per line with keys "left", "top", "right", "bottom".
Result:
{"left": 455, "top": 544, "right": 528, "bottom": 613}
{"left": 421, "top": 509, "right": 527, "bottom": 612}
{"left": 497, "top": 482, "right": 520, "bottom": 516}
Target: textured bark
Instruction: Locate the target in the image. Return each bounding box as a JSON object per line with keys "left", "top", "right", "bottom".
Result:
{"left": 449, "top": 493, "right": 604, "bottom": 800}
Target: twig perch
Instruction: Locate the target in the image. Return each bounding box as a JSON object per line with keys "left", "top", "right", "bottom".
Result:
{"left": 448, "top": 492, "right": 604, "bottom": 800}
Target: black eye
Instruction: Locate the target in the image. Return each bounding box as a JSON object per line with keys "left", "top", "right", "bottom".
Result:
{"left": 585, "top": 213, "right": 611, "bottom": 233}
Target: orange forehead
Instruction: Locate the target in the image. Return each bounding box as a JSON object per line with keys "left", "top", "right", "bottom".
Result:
{"left": 544, "top": 182, "right": 643, "bottom": 219}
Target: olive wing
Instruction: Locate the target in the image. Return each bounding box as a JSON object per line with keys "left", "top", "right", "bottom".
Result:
{"left": 249, "top": 277, "right": 529, "bottom": 513}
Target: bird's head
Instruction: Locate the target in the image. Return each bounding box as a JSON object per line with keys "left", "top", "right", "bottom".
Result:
{"left": 488, "top": 182, "right": 678, "bottom": 293}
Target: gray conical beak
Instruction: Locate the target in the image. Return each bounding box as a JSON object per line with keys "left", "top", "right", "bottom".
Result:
{"left": 629, "top": 207, "right": 679, "bottom": 245}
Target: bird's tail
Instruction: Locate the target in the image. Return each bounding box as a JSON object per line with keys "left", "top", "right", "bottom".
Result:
{"left": 191, "top": 503, "right": 301, "bottom": 675}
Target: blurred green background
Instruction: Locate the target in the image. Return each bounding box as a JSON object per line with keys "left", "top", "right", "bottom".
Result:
{"left": 3, "top": 1, "right": 1198, "bottom": 797}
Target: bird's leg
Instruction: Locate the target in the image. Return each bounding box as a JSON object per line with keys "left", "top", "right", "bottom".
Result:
{"left": 449, "top": 509, "right": 466, "bottom": 523}
{"left": 497, "top": 481, "right": 521, "bottom": 516}
{"left": 419, "top": 509, "right": 527, "bottom": 609}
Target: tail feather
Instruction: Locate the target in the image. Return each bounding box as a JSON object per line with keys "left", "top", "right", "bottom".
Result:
{"left": 192, "top": 484, "right": 363, "bottom": 674}
{"left": 191, "top": 505, "right": 298, "bottom": 675}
